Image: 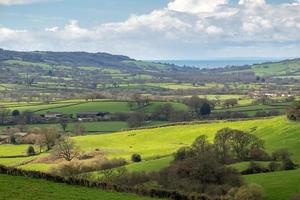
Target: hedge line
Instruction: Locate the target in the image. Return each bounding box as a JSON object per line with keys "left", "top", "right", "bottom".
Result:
{"left": 122, "top": 116, "right": 276, "bottom": 132}
{"left": 0, "top": 165, "right": 209, "bottom": 200}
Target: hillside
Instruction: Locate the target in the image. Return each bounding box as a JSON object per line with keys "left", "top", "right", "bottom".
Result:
{"left": 0, "top": 116, "right": 299, "bottom": 200}
{"left": 72, "top": 116, "right": 300, "bottom": 161}
{"left": 0, "top": 48, "right": 173, "bottom": 71}
{"left": 0, "top": 174, "right": 156, "bottom": 200}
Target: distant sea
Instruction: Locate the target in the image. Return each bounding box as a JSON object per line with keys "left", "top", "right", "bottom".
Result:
{"left": 151, "top": 59, "right": 282, "bottom": 69}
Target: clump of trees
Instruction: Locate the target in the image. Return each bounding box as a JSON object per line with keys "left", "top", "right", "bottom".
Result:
{"left": 214, "top": 128, "right": 266, "bottom": 163}
{"left": 184, "top": 95, "right": 212, "bottom": 118}
{"left": 287, "top": 102, "right": 300, "bottom": 121}
{"left": 127, "top": 112, "right": 146, "bottom": 128}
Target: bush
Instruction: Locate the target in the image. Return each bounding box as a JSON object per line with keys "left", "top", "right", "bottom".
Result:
{"left": 26, "top": 146, "right": 35, "bottom": 156}
{"left": 268, "top": 161, "right": 282, "bottom": 172}
{"left": 51, "top": 158, "right": 127, "bottom": 177}
{"left": 233, "top": 184, "right": 264, "bottom": 200}
{"left": 282, "top": 158, "right": 297, "bottom": 170}
{"left": 272, "top": 149, "right": 291, "bottom": 161}
{"left": 241, "top": 162, "right": 269, "bottom": 175}
{"left": 131, "top": 153, "right": 142, "bottom": 162}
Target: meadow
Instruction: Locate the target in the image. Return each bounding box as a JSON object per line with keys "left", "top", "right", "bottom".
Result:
{"left": 72, "top": 116, "right": 300, "bottom": 161}
{"left": 0, "top": 174, "right": 158, "bottom": 200}
{"left": 0, "top": 116, "right": 299, "bottom": 200}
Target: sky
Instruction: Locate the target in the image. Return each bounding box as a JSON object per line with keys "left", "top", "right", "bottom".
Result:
{"left": 0, "top": 0, "right": 300, "bottom": 59}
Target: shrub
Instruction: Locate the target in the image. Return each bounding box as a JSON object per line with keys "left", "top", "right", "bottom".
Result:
{"left": 50, "top": 158, "right": 127, "bottom": 177}
{"left": 249, "top": 148, "right": 270, "bottom": 161}
{"left": 26, "top": 146, "right": 35, "bottom": 156}
{"left": 268, "top": 161, "right": 282, "bottom": 172}
{"left": 233, "top": 184, "right": 264, "bottom": 200}
{"left": 241, "top": 162, "right": 269, "bottom": 175}
{"left": 272, "top": 149, "right": 291, "bottom": 161}
{"left": 282, "top": 158, "right": 297, "bottom": 170}
{"left": 131, "top": 153, "right": 142, "bottom": 162}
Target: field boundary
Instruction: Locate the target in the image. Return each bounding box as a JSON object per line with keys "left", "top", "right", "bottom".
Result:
{"left": 0, "top": 165, "right": 205, "bottom": 200}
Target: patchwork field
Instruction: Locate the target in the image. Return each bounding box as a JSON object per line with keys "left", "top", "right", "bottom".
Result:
{"left": 0, "top": 116, "right": 299, "bottom": 200}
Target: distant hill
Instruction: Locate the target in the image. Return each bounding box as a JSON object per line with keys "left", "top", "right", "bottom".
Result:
{"left": 0, "top": 49, "right": 174, "bottom": 71}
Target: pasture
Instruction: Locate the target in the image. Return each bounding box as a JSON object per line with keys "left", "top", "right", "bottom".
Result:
{"left": 0, "top": 174, "right": 158, "bottom": 200}
{"left": 73, "top": 117, "right": 300, "bottom": 161}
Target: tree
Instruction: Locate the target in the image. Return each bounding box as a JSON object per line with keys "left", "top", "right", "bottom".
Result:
{"left": 42, "top": 127, "right": 59, "bottom": 151}
{"left": 60, "top": 118, "right": 68, "bottom": 132}
{"left": 224, "top": 99, "right": 238, "bottom": 108}
{"left": 152, "top": 103, "right": 174, "bottom": 121}
{"left": 287, "top": 102, "right": 300, "bottom": 121}
{"left": 34, "top": 134, "right": 46, "bottom": 153}
{"left": 158, "top": 134, "right": 242, "bottom": 194}
{"left": 228, "top": 129, "right": 264, "bottom": 160}
{"left": 12, "top": 110, "right": 20, "bottom": 117}
{"left": 52, "top": 137, "right": 80, "bottom": 161}
{"left": 73, "top": 122, "right": 85, "bottom": 136}
{"left": 0, "top": 107, "right": 10, "bottom": 125}
{"left": 200, "top": 102, "right": 211, "bottom": 116}
{"left": 214, "top": 128, "right": 233, "bottom": 163}
{"left": 185, "top": 96, "right": 211, "bottom": 118}
{"left": 26, "top": 146, "right": 35, "bottom": 156}
{"left": 131, "top": 153, "right": 142, "bottom": 162}
{"left": 127, "top": 112, "right": 145, "bottom": 128}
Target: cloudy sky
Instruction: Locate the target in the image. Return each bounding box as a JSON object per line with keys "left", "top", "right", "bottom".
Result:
{"left": 0, "top": 0, "right": 299, "bottom": 59}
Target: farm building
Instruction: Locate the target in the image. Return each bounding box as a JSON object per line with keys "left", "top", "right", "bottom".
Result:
{"left": 77, "top": 112, "right": 110, "bottom": 120}
{"left": 42, "top": 112, "right": 64, "bottom": 119}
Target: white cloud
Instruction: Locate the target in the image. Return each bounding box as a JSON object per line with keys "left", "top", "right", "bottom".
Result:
{"left": 45, "top": 26, "right": 58, "bottom": 32}
{"left": 0, "top": 0, "right": 46, "bottom": 5}
{"left": 238, "top": 0, "right": 266, "bottom": 7}
{"left": 168, "top": 0, "right": 228, "bottom": 13}
{"left": 1, "top": 0, "right": 300, "bottom": 59}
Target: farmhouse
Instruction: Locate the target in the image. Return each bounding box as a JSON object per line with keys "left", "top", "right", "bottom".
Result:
{"left": 77, "top": 112, "right": 110, "bottom": 120}
{"left": 42, "top": 112, "right": 64, "bottom": 119}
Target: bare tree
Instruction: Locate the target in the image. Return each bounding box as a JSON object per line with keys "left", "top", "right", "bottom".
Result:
{"left": 73, "top": 122, "right": 85, "bottom": 136}
{"left": 53, "top": 137, "right": 80, "bottom": 161}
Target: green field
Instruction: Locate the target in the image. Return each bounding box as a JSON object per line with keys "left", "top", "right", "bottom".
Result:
{"left": 245, "top": 169, "right": 300, "bottom": 200}
{"left": 73, "top": 116, "right": 300, "bottom": 161}
{"left": 1, "top": 116, "right": 299, "bottom": 200}
{"left": 0, "top": 121, "right": 129, "bottom": 133}
{"left": 0, "top": 174, "right": 158, "bottom": 200}
{"left": 0, "top": 144, "right": 31, "bottom": 157}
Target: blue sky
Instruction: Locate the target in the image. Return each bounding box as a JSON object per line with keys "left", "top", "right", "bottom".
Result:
{"left": 0, "top": 0, "right": 299, "bottom": 59}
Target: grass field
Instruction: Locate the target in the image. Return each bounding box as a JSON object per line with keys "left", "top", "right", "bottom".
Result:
{"left": 1, "top": 116, "right": 299, "bottom": 200}
{"left": 0, "top": 121, "right": 129, "bottom": 133}
{"left": 0, "top": 144, "right": 31, "bottom": 156}
{"left": 73, "top": 116, "right": 300, "bottom": 161}
{"left": 245, "top": 169, "right": 300, "bottom": 200}
{"left": 0, "top": 174, "right": 159, "bottom": 200}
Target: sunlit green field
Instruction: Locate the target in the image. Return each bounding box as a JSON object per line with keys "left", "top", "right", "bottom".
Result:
{"left": 0, "top": 144, "right": 31, "bottom": 157}
{"left": 73, "top": 116, "right": 300, "bottom": 161}
{"left": 0, "top": 174, "right": 158, "bottom": 200}
{"left": 1, "top": 116, "right": 299, "bottom": 200}
{"left": 245, "top": 169, "right": 300, "bottom": 200}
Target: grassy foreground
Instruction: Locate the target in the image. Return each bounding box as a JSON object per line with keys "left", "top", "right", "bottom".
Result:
{"left": 0, "top": 174, "right": 159, "bottom": 200}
